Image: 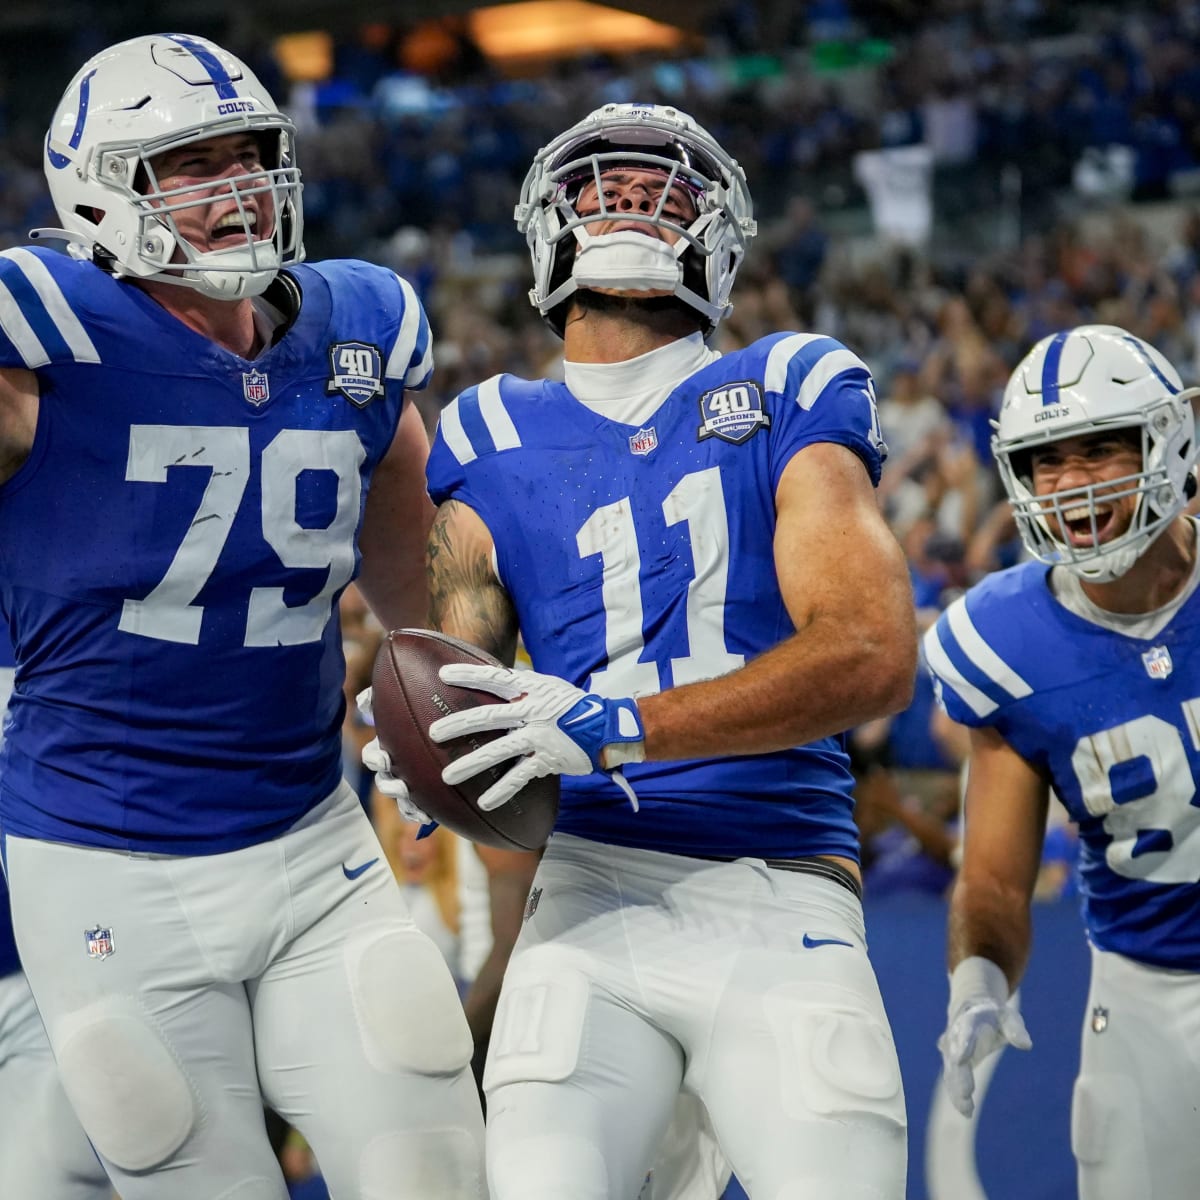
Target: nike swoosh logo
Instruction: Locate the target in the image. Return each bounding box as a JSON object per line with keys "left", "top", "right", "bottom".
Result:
{"left": 802, "top": 933, "right": 854, "bottom": 950}
{"left": 342, "top": 857, "right": 379, "bottom": 881}
{"left": 562, "top": 699, "right": 604, "bottom": 726}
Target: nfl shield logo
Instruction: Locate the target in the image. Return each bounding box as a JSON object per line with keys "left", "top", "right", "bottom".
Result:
{"left": 242, "top": 370, "right": 270, "bottom": 406}
{"left": 1091, "top": 1005, "right": 1108, "bottom": 1034}
{"left": 524, "top": 886, "right": 542, "bottom": 922}
{"left": 84, "top": 926, "right": 115, "bottom": 960}
{"left": 629, "top": 426, "right": 658, "bottom": 456}
{"left": 1142, "top": 645, "right": 1172, "bottom": 680}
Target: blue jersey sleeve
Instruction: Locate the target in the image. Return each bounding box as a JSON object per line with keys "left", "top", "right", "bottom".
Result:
{"left": 380, "top": 270, "right": 433, "bottom": 392}
{"left": 309, "top": 259, "right": 434, "bottom": 394}
{"left": 757, "top": 332, "right": 886, "bottom": 492}
{"left": 0, "top": 247, "right": 103, "bottom": 370}
{"left": 427, "top": 373, "right": 525, "bottom": 517}
{"left": 922, "top": 579, "right": 1038, "bottom": 733}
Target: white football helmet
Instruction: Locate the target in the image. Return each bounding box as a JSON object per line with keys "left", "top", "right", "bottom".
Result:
{"left": 36, "top": 33, "right": 303, "bottom": 299}
{"left": 994, "top": 324, "right": 1199, "bottom": 581}
{"left": 515, "top": 103, "right": 756, "bottom": 337}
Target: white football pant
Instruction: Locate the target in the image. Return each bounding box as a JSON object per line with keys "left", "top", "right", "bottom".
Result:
{"left": 0, "top": 968, "right": 111, "bottom": 1199}
{"left": 6, "top": 782, "right": 486, "bottom": 1200}
{"left": 1072, "top": 945, "right": 1200, "bottom": 1200}
{"left": 483, "top": 834, "right": 907, "bottom": 1200}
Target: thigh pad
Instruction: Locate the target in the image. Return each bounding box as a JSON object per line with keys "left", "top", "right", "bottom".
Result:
{"left": 53, "top": 998, "right": 196, "bottom": 1172}
{"left": 483, "top": 968, "right": 590, "bottom": 1094}
{"left": 346, "top": 927, "right": 473, "bottom": 1075}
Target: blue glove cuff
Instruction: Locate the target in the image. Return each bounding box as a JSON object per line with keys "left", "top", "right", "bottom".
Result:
{"left": 556, "top": 694, "right": 644, "bottom": 771}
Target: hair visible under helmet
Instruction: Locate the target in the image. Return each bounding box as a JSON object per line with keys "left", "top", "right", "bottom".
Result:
{"left": 37, "top": 32, "right": 303, "bottom": 300}
{"left": 994, "top": 324, "right": 1199, "bottom": 582}
{"left": 515, "top": 103, "right": 756, "bottom": 339}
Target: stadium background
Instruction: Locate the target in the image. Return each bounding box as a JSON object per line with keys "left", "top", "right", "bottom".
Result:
{"left": 0, "top": 1, "right": 1180, "bottom": 1196}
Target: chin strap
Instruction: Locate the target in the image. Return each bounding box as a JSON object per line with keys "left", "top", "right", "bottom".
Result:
{"left": 28, "top": 228, "right": 94, "bottom": 261}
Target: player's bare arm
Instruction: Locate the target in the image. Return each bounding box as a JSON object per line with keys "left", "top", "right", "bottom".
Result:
{"left": 356, "top": 401, "right": 435, "bottom": 632}
{"left": 635, "top": 441, "right": 916, "bottom": 761}
{"left": 427, "top": 499, "right": 518, "bottom": 664}
{"left": 0, "top": 367, "right": 38, "bottom": 487}
{"left": 947, "top": 723, "right": 1050, "bottom": 987}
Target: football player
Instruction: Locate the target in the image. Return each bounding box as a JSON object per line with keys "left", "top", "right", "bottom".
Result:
{"left": 0, "top": 34, "right": 484, "bottom": 1199}
{"left": 366, "top": 103, "right": 914, "bottom": 1198}
{"left": 925, "top": 325, "right": 1200, "bottom": 1200}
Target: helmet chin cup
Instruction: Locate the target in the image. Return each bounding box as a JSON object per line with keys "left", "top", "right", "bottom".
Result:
{"left": 571, "top": 230, "right": 683, "bottom": 293}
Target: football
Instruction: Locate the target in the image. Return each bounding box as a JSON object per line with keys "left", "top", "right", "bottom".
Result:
{"left": 369, "top": 628, "right": 559, "bottom": 850}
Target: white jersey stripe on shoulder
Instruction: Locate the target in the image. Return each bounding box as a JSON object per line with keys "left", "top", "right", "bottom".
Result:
{"left": 0, "top": 278, "right": 49, "bottom": 368}
{"left": 384, "top": 274, "right": 428, "bottom": 384}
{"left": 922, "top": 622, "right": 999, "bottom": 718}
{"left": 794, "top": 348, "right": 868, "bottom": 411}
{"left": 3, "top": 249, "right": 100, "bottom": 364}
{"left": 946, "top": 598, "right": 1033, "bottom": 700}
{"left": 763, "top": 333, "right": 825, "bottom": 396}
{"left": 476, "top": 375, "right": 521, "bottom": 451}
{"left": 438, "top": 397, "right": 476, "bottom": 466}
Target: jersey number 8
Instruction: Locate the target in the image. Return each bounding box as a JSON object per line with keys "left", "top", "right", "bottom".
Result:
{"left": 1072, "top": 699, "right": 1200, "bottom": 883}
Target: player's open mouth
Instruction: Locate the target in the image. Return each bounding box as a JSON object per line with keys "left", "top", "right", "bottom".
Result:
{"left": 209, "top": 211, "right": 258, "bottom": 244}
{"left": 1061, "top": 502, "right": 1117, "bottom": 546}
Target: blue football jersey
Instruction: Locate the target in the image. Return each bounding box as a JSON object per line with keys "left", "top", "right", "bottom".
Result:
{"left": 427, "top": 333, "right": 886, "bottom": 861}
{"left": 925, "top": 562, "right": 1200, "bottom": 968}
{"left": 0, "top": 247, "right": 431, "bottom": 853}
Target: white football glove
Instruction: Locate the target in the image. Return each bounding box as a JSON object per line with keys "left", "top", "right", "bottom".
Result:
{"left": 938, "top": 956, "right": 1032, "bottom": 1117}
{"left": 355, "top": 688, "right": 433, "bottom": 826}
{"left": 428, "top": 664, "right": 645, "bottom": 812}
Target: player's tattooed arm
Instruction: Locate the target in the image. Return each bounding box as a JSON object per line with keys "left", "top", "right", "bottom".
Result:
{"left": 427, "top": 499, "right": 519, "bottom": 665}
{"left": 0, "top": 366, "right": 38, "bottom": 486}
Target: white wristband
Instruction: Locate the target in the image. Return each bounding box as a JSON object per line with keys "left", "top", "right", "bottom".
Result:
{"left": 947, "top": 955, "right": 1010, "bottom": 1013}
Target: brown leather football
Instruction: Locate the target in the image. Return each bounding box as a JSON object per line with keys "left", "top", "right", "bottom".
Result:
{"left": 369, "top": 628, "right": 559, "bottom": 850}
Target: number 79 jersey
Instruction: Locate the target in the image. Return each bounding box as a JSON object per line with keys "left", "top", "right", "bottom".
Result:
{"left": 426, "top": 333, "right": 885, "bottom": 861}
{"left": 0, "top": 247, "right": 431, "bottom": 853}
{"left": 924, "top": 560, "right": 1200, "bottom": 969}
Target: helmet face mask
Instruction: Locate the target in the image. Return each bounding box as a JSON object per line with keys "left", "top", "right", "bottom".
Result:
{"left": 994, "top": 325, "right": 1198, "bottom": 582}
{"left": 515, "top": 103, "right": 756, "bottom": 337}
{"left": 41, "top": 33, "right": 304, "bottom": 300}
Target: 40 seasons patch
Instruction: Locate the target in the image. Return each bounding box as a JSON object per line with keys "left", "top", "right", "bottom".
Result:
{"left": 328, "top": 341, "right": 384, "bottom": 407}
{"left": 697, "top": 380, "right": 770, "bottom": 445}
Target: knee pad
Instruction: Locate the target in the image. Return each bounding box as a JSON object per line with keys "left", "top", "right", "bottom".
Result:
{"left": 1072, "top": 1073, "right": 1149, "bottom": 1193}
{"left": 482, "top": 968, "right": 590, "bottom": 1095}
{"left": 346, "top": 927, "right": 473, "bottom": 1075}
{"left": 360, "top": 1128, "right": 485, "bottom": 1200}
{"left": 53, "top": 999, "right": 196, "bottom": 1172}
{"left": 765, "top": 982, "right": 906, "bottom": 1129}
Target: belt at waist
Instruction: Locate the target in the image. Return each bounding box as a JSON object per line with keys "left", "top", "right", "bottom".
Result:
{"left": 692, "top": 853, "right": 862, "bottom": 901}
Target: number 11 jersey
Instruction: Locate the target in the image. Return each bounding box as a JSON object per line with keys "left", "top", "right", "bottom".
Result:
{"left": 426, "top": 332, "right": 885, "bottom": 862}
